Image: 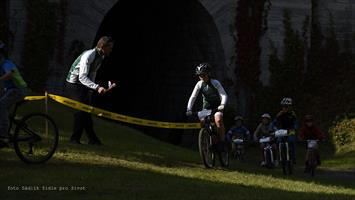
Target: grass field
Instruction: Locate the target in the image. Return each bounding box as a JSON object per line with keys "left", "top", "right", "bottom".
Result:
{"left": 0, "top": 100, "right": 354, "bottom": 200}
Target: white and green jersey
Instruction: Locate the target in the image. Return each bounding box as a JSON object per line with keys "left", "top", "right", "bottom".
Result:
{"left": 66, "top": 48, "right": 104, "bottom": 90}
{"left": 187, "top": 79, "right": 228, "bottom": 110}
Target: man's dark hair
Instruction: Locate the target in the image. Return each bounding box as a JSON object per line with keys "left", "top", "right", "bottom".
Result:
{"left": 96, "top": 36, "right": 114, "bottom": 48}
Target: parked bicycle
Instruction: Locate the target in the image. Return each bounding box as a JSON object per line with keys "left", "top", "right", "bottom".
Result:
{"left": 1, "top": 100, "right": 58, "bottom": 164}
{"left": 275, "top": 129, "right": 293, "bottom": 175}
{"left": 196, "top": 109, "right": 229, "bottom": 168}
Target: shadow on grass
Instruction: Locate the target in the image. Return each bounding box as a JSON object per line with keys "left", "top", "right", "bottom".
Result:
{"left": 0, "top": 157, "right": 354, "bottom": 200}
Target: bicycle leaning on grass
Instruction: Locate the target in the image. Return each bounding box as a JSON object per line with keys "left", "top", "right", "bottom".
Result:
{"left": 0, "top": 99, "right": 58, "bottom": 164}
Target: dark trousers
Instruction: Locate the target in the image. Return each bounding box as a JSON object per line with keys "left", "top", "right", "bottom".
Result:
{"left": 65, "top": 82, "right": 100, "bottom": 143}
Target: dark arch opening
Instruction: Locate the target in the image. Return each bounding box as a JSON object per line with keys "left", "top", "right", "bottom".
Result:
{"left": 93, "top": 0, "right": 226, "bottom": 145}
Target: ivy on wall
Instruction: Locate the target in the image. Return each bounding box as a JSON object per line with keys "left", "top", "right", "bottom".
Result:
{"left": 234, "top": 0, "right": 271, "bottom": 118}
{"left": 22, "top": 0, "right": 59, "bottom": 92}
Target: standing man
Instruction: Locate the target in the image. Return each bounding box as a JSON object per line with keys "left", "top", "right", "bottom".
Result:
{"left": 65, "top": 36, "right": 114, "bottom": 145}
{"left": 0, "top": 41, "right": 27, "bottom": 147}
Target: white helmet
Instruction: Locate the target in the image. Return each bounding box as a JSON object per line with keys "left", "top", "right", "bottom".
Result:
{"left": 261, "top": 113, "right": 271, "bottom": 119}
{"left": 281, "top": 97, "right": 293, "bottom": 106}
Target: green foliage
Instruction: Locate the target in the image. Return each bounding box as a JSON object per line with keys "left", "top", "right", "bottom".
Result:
{"left": 330, "top": 115, "right": 355, "bottom": 152}
{"left": 23, "top": 0, "right": 59, "bottom": 92}
{"left": 263, "top": 7, "right": 355, "bottom": 133}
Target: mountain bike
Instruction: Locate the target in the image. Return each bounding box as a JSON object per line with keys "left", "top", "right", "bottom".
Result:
{"left": 305, "top": 140, "right": 319, "bottom": 177}
{"left": 196, "top": 109, "right": 229, "bottom": 168}
{"left": 259, "top": 136, "right": 276, "bottom": 168}
{"left": 1, "top": 100, "right": 58, "bottom": 164}
{"left": 275, "top": 129, "right": 293, "bottom": 175}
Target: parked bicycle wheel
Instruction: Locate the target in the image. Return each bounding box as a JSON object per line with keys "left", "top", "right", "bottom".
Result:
{"left": 198, "top": 128, "right": 215, "bottom": 168}
{"left": 13, "top": 113, "right": 58, "bottom": 164}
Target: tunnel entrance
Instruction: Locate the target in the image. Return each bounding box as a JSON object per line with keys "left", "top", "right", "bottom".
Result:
{"left": 93, "top": 0, "right": 226, "bottom": 145}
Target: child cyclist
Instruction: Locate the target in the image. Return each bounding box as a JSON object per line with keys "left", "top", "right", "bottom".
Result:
{"left": 226, "top": 116, "right": 250, "bottom": 156}
{"left": 254, "top": 113, "right": 278, "bottom": 166}
{"left": 298, "top": 115, "right": 325, "bottom": 172}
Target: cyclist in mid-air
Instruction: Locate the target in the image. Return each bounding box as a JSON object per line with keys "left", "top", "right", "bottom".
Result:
{"left": 186, "top": 63, "right": 228, "bottom": 150}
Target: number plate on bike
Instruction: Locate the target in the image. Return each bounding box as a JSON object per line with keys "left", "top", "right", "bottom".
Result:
{"left": 259, "top": 137, "right": 271, "bottom": 143}
{"left": 198, "top": 110, "right": 212, "bottom": 120}
{"left": 274, "top": 129, "right": 288, "bottom": 137}
{"left": 233, "top": 139, "right": 244, "bottom": 144}
{"left": 307, "top": 140, "right": 318, "bottom": 148}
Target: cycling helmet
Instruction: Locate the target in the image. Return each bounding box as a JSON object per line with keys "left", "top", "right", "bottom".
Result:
{"left": 280, "top": 97, "right": 293, "bottom": 106}
{"left": 234, "top": 116, "right": 244, "bottom": 121}
{"left": 195, "top": 63, "right": 211, "bottom": 76}
{"left": 261, "top": 113, "right": 271, "bottom": 120}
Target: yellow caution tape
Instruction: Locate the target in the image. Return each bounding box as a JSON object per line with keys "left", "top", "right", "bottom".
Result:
{"left": 24, "top": 96, "right": 47, "bottom": 101}
{"left": 25, "top": 94, "right": 200, "bottom": 129}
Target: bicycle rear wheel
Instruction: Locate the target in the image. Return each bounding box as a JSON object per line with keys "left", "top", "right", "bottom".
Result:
{"left": 218, "top": 147, "right": 230, "bottom": 168}
{"left": 280, "top": 143, "right": 290, "bottom": 175}
{"left": 198, "top": 128, "right": 215, "bottom": 168}
{"left": 13, "top": 113, "right": 58, "bottom": 164}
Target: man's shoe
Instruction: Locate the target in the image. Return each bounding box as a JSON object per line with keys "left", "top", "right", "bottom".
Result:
{"left": 88, "top": 140, "right": 102, "bottom": 146}
{"left": 70, "top": 139, "right": 82, "bottom": 145}
{"left": 260, "top": 161, "right": 266, "bottom": 167}
{"left": 0, "top": 139, "right": 9, "bottom": 148}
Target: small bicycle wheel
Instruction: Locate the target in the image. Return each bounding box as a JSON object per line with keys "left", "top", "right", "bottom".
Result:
{"left": 198, "top": 128, "right": 215, "bottom": 168}
{"left": 13, "top": 113, "right": 58, "bottom": 164}
{"left": 308, "top": 150, "right": 317, "bottom": 177}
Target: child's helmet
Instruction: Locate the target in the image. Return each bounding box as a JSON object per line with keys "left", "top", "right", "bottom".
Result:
{"left": 261, "top": 113, "right": 271, "bottom": 120}
{"left": 281, "top": 97, "right": 293, "bottom": 106}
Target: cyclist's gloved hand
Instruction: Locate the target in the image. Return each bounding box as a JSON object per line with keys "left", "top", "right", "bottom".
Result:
{"left": 186, "top": 110, "right": 193, "bottom": 116}
{"left": 218, "top": 104, "right": 225, "bottom": 111}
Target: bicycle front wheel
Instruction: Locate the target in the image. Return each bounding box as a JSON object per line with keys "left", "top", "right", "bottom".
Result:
{"left": 198, "top": 128, "right": 215, "bottom": 168}
{"left": 13, "top": 113, "right": 58, "bottom": 164}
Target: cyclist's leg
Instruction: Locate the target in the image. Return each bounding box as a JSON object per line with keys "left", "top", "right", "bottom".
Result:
{"left": 72, "top": 111, "right": 85, "bottom": 142}
{"left": 288, "top": 135, "right": 296, "bottom": 163}
{"left": 214, "top": 112, "right": 225, "bottom": 141}
{"left": 0, "top": 88, "right": 25, "bottom": 138}
{"left": 85, "top": 114, "right": 101, "bottom": 145}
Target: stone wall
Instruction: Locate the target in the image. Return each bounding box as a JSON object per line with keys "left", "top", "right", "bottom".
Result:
{"left": 8, "top": 0, "right": 27, "bottom": 65}
{"left": 6, "top": 0, "right": 355, "bottom": 98}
